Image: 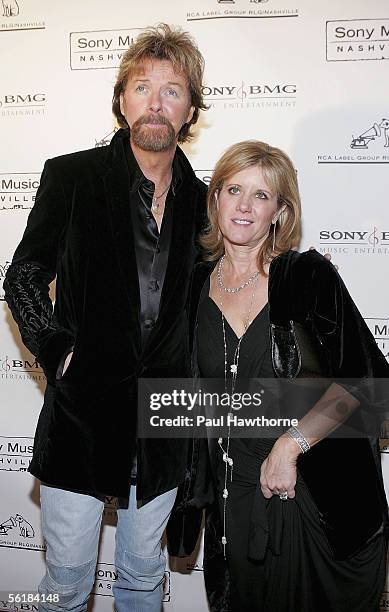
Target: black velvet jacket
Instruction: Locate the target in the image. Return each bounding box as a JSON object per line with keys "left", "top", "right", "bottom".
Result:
{"left": 167, "top": 250, "right": 389, "bottom": 567}
{"left": 4, "top": 128, "right": 207, "bottom": 503}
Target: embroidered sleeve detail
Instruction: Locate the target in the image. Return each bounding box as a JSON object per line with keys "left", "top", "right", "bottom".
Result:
{"left": 4, "top": 261, "right": 56, "bottom": 355}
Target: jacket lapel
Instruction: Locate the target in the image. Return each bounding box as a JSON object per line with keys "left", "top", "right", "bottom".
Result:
{"left": 102, "top": 131, "right": 141, "bottom": 331}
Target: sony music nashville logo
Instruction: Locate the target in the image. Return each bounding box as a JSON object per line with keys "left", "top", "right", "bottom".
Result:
{"left": 203, "top": 82, "right": 296, "bottom": 110}
{"left": 326, "top": 18, "right": 389, "bottom": 62}
{"left": 187, "top": 0, "right": 298, "bottom": 21}
{"left": 0, "top": 354, "right": 45, "bottom": 382}
{"left": 365, "top": 318, "right": 389, "bottom": 362}
{"left": 70, "top": 28, "right": 142, "bottom": 70}
{"left": 0, "top": 93, "right": 46, "bottom": 118}
{"left": 0, "top": 511, "right": 44, "bottom": 551}
{"left": 0, "top": 173, "right": 39, "bottom": 211}
{"left": 1, "top": 0, "right": 45, "bottom": 31}
{"left": 318, "top": 227, "right": 389, "bottom": 256}
{"left": 93, "top": 563, "right": 171, "bottom": 601}
{"left": 0, "top": 436, "right": 33, "bottom": 472}
{"left": 317, "top": 116, "right": 389, "bottom": 164}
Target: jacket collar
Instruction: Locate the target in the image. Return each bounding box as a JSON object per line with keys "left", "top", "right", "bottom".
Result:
{"left": 103, "top": 128, "right": 198, "bottom": 193}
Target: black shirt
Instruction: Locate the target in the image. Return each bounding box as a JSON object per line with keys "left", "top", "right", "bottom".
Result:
{"left": 124, "top": 140, "right": 182, "bottom": 347}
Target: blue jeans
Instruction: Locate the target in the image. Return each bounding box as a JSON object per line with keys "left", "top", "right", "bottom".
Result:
{"left": 38, "top": 483, "right": 177, "bottom": 612}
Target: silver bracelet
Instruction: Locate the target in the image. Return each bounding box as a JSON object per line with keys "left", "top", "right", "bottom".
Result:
{"left": 286, "top": 425, "right": 310, "bottom": 453}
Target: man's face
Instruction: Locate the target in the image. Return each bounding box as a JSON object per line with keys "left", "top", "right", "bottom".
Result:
{"left": 120, "top": 58, "right": 195, "bottom": 152}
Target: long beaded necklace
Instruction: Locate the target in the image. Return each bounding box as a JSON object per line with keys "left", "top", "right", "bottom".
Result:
{"left": 218, "top": 264, "right": 259, "bottom": 557}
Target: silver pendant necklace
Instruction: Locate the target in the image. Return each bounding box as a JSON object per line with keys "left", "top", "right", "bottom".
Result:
{"left": 218, "top": 273, "right": 258, "bottom": 557}
{"left": 151, "top": 181, "right": 171, "bottom": 215}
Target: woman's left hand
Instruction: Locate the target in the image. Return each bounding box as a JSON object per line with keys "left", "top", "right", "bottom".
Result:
{"left": 260, "top": 436, "right": 301, "bottom": 499}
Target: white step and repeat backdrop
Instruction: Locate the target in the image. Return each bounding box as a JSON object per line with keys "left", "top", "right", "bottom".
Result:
{"left": 0, "top": 0, "right": 388, "bottom": 610}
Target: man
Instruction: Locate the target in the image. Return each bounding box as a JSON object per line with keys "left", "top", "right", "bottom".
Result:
{"left": 4, "top": 23, "right": 207, "bottom": 611}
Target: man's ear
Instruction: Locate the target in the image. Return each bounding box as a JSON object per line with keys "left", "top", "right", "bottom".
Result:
{"left": 119, "top": 92, "right": 125, "bottom": 117}
{"left": 186, "top": 105, "right": 195, "bottom": 124}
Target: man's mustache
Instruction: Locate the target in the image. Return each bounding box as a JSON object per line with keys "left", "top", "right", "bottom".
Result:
{"left": 136, "top": 114, "right": 172, "bottom": 127}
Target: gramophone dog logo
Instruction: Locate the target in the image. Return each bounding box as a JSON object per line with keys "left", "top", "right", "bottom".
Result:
{"left": 0, "top": 514, "right": 34, "bottom": 538}
{"left": 351, "top": 118, "right": 389, "bottom": 150}
{"left": 2, "top": 0, "right": 19, "bottom": 17}
{"left": 0, "top": 0, "right": 44, "bottom": 31}
{"left": 0, "top": 512, "right": 44, "bottom": 550}
{"left": 317, "top": 115, "right": 389, "bottom": 164}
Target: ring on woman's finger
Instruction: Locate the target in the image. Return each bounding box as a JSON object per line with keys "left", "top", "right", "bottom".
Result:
{"left": 279, "top": 491, "right": 288, "bottom": 500}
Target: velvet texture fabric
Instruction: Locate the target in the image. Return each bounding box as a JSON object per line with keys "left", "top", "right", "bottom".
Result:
{"left": 167, "top": 250, "right": 389, "bottom": 606}
{"left": 4, "top": 128, "right": 207, "bottom": 503}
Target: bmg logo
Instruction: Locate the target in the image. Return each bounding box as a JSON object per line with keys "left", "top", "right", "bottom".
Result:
{"left": 0, "top": 93, "right": 45, "bottom": 108}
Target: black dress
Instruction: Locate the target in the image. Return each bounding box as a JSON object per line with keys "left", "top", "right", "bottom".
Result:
{"left": 197, "top": 282, "right": 386, "bottom": 612}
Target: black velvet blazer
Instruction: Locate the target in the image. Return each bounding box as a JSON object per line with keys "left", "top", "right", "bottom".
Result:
{"left": 167, "top": 249, "right": 389, "bottom": 562}
{"left": 4, "top": 128, "right": 207, "bottom": 503}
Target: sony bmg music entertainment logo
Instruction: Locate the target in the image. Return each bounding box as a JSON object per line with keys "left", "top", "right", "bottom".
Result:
{"left": 0, "top": 173, "right": 39, "bottom": 211}
{"left": 0, "top": 354, "right": 45, "bottom": 384}
{"left": 202, "top": 82, "right": 296, "bottom": 110}
{"left": 70, "top": 28, "right": 142, "bottom": 70}
{"left": 0, "top": 93, "right": 46, "bottom": 118}
{"left": 0, "top": 436, "right": 33, "bottom": 473}
{"left": 318, "top": 228, "right": 389, "bottom": 256}
{"left": 326, "top": 18, "right": 389, "bottom": 62}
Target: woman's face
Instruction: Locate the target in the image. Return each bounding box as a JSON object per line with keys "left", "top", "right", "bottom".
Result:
{"left": 217, "top": 165, "right": 281, "bottom": 250}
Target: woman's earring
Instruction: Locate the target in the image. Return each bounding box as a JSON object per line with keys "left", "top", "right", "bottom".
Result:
{"left": 272, "top": 218, "right": 277, "bottom": 252}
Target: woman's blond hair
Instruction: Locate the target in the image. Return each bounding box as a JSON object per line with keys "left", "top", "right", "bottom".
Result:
{"left": 112, "top": 23, "right": 207, "bottom": 142}
{"left": 200, "top": 140, "right": 302, "bottom": 274}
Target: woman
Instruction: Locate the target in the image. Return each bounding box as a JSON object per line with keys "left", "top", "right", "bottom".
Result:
{"left": 185, "top": 140, "right": 389, "bottom": 611}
